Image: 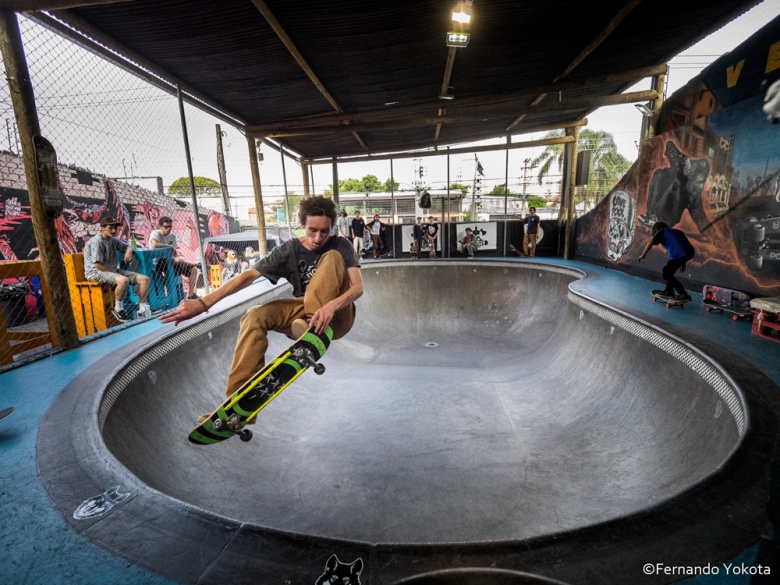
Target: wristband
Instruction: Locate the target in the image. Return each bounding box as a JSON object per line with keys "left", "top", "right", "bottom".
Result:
{"left": 196, "top": 298, "right": 209, "bottom": 313}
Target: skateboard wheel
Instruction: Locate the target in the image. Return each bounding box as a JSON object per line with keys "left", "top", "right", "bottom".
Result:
{"left": 313, "top": 363, "right": 326, "bottom": 375}
{"left": 666, "top": 302, "right": 671, "bottom": 308}
{"left": 733, "top": 314, "right": 739, "bottom": 321}
{"left": 239, "top": 429, "right": 253, "bottom": 442}
{"left": 653, "top": 296, "right": 658, "bottom": 302}
{"left": 213, "top": 418, "right": 225, "bottom": 431}
{"left": 706, "top": 306, "right": 711, "bottom": 312}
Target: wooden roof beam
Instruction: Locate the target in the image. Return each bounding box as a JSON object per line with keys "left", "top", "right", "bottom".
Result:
{"left": 248, "top": 90, "right": 657, "bottom": 138}
{"left": 0, "top": 0, "right": 133, "bottom": 9}
{"left": 506, "top": 0, "right": 644, "bottom": 131}
{"left": 250, "top": 0, "right": 367, "bottom": 151}
{"left": 245, "top": 63, "right": 667, "bottom": 133}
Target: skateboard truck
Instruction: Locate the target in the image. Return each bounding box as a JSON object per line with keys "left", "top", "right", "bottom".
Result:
{"left": 212, "top": 413, "right": 253, "bottom": 442}
{"left": 292, "top": 346, "right": 325, "bottom": 375}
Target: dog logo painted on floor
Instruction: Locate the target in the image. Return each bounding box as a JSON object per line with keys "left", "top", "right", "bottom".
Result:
{"left": 73, "top": 486, "right": 131, "bottom": 520}
{"left": 315, "top": 554, "right": 363, "bottom": 584}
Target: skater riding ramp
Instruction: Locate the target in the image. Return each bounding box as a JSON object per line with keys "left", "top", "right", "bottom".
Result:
{"left": 98, "top": 261, "right": 746, "bottom": 545}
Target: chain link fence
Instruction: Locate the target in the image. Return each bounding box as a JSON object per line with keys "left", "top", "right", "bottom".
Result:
{"left": 0, "top": 14, "right": 252, "bottom": 367}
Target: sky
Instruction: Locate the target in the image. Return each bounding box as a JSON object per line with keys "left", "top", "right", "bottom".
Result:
{"left": 3, "top": 1, "right": 780, "bottom": 220}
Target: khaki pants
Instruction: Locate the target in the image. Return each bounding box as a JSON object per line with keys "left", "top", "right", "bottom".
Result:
{"left": 224, "top": 250, "right": 355, "bottom": 397}
{"left": 523, "top": 233, "right": 537, "bottom": 257}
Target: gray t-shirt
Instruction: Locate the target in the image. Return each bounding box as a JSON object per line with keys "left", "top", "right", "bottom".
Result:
{"left": 83, "top": 234, "right": 129, "bottom": 278}
{"left": 252, "top": 235, "right": 359, "bottom": 297}
{"left": 150, "top": 229, "right": 177, "bottom": 249}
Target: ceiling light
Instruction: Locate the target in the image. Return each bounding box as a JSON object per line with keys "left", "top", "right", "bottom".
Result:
{"left": 446, "top": 32, "right": 470, "bottom": 47}
{"left": 439, "top": 92, "right": 455, "bottom": 100}
{"left": 452, "top": 1, "right": 472, "bottom": 24}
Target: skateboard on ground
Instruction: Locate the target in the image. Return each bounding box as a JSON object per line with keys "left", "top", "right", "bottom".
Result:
{"left": 429, "top": 245, "right": 437, "bottom": 259}
{"left": 509, "top": 244, "right": 526, "bottom": 258}
{"left": 410, "top": 243, "right": 418, "bottom": 259}
{"left": 0, "top": 407, "right": 14, "bottom": 421}
{"left": 188, "top": 324, "right": 333, "bottom": 445}
{"left": 652, "top": 290, "right": 690, "bottom": 309}
{"left": 702, "top": 285, "right": 753, "bottom": 321}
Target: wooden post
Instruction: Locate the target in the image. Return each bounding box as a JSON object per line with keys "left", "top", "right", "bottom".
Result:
{"left": 246, "top": 135, "right": 267, "bottom": 257}
{"left": 301, "top": 161, "right": 310, "bottom": 198}
{"left": 215, "top": 124, "right": 230, "bottom": 214}
{"left": 331, "top": 157, "right": 339, "bottom": 208}
{"left": 563, "top": 125, "right": 579, "bottom": 260}
{"left": 0, "top": 9, "right": 79, "bottom": 349}
{"left": 648, "top": 67, "right": 667, "bottom": 140}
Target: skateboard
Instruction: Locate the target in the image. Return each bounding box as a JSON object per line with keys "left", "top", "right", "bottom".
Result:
{"left": 0, "top": 407, "right": 14, "bottom": 421}
{"left": 429, "top": 245, "right": 437, "bottom": 259}
{"left": 509, "top": 244, "right": 527, "bottom": 258}
{"left": 410, "top": 242, "right": 418, "bottom": 260}
{"left": 652, "top": 290, "right": 690, "bottom": 309}
{"left": 702, "top": 285, "right": 753, "bottom": 320}
{"left": 188, "top": 324, "right": 333, "bottom": 445}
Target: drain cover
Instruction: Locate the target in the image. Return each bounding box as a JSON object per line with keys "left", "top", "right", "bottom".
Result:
{"left": 425, "top": 342, "right": 438, "bottom": 348}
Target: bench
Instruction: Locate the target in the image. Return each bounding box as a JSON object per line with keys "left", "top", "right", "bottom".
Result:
{"left": 64, "top": 253, "right": 125, "bottom": 336}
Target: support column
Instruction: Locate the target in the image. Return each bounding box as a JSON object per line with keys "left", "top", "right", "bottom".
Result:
{"left": 246, "top": 135, "right": 267, "bottom": 257}
{"left": 331, "top": 157, "right": 339, "bottom": 208}
{"left": 280, "top": 146, "right": 291, "bottom": 235}
{"left": 503, "top": 137, "right": 509, "bottom": 256}
{"left": 390, "top": 158, "right": 395, "bottom": 256}
{"left": 177, "top": 85, "right": 210, "bottom": 294}
{"left": 246, "top": 136, "right": 268, "bottom": 258}
{"left": 0, "top": 9, "right": 78, "bottom": 349}
{"left": 563, "top": 125, "right": 579, "bottom": 260}
{"left": 215, "top": 124, "right": 230, "bottom": 214}
{"left": 301, "top": 161, "right": 310, "bottom": 198}
{"left": 648, "top": 66, "right": 667, "bottom": 140}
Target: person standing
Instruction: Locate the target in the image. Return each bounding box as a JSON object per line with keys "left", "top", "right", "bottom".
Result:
{"left": 425, "top": 215, "right": 438, "bottom": 259}
{"left": 351, "top": 210, "right": 367, "bottom": 257}
{"left": 367, "top": 213, "right": 384, "bottom": 258}
{"left": 337, "top": 210, "right": 351, "bottom": 242}
{"left": 523, "top": 207, "right": 541, "bottom": 257}
{"left": 149, "top": 216, "right": 201, "bottom": 299}
{"left": 412, "top": 217, "right": 424, "bottom": 260}
{"left": 637, "top": 221, "right": 695, "bottom": 301}
{"left": 84, "top": 216, "right": 151, "bottom": 322}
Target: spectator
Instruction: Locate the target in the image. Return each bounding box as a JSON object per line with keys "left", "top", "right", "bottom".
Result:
{"left": 149, "top": 216, "right": 201, "bottom": 299}
{"left": 523, "top": 207, "right": 541, "bottom": 257}
{"left": 460, "top": 227, "right": 476, "bottom": 258}
{"left": 241, "top": 246, "right": 256, "bottom": 271}
{"left": 366, "top": 213, "right": 384, "bottom": 259}
{"left": 425, "top": 215, "right": 438, "bottom": 259}
{"left": 351, "top": 210, "right": 367, "bottom": 257}
{"left": 412, "top": 217, "right": 424, "bottom": 260}
{"left": 337, "top": 210, "right": 351, "bottom": 242}
{"left": 221, "top": 249, "right": 242, "bottom": 283}
{"left": 83, "top": 216, "right": 151, "bottom": 322}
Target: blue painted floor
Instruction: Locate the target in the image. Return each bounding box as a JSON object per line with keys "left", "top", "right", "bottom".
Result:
{"left": 0, "top": 259, "right": 777, "bottom": 584}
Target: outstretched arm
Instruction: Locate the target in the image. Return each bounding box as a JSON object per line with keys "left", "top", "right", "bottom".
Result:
{"left": 159, "top": 268, "right": 261, "bottom": 325}
{"left": 637, "top": 238, "right": 656, "bottom": 261}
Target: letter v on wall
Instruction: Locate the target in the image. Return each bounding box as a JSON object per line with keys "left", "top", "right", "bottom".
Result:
{"left": 726, "top": 60, "right": 745, "bottom": 88}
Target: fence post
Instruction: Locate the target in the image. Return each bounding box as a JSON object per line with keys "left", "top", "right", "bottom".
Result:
{"left": 563, "top": 125, "right": 580, "bottom": 259}
{"left": 176, "top": 84, "right": 210, "bottom": 294}
{"left": 0, "top": 9, "right": 79, "bottom": 349}
{"left": 246, "top": 136, "right": 267, "bottom": 257}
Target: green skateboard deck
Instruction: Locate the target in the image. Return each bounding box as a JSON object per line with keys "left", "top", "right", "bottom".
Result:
{"left": 188, "top": 324, "right": 333, "bottom": 445}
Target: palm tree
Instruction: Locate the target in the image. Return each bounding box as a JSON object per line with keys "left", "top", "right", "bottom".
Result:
{"left": 530, "top": 129, "right": 631, "bottom": 211}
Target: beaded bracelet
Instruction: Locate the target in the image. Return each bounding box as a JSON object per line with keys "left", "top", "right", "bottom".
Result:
{"left": 196, "top": 298, "right": 208, "bottom": 314}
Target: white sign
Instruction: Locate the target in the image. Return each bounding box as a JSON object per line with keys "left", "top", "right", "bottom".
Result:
{"left": 456, "top": 222, "right": 497, "bottom": 251}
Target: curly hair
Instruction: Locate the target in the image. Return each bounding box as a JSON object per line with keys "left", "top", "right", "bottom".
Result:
{"left": 298, "top": 195, "right": 337, "bottom": 228}
{"left": 650, "top": 221, "right": 668, "bottom": 236}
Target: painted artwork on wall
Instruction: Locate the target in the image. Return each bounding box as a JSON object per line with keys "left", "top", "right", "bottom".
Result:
{"left": 0, "top": 153, "right": 239, "bottom": 264}
{"left": 575, "top": 16, "right": 780, "bottom": 297}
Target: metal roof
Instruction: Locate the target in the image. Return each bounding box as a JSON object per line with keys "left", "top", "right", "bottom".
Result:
{"left": 23, "top": 0, "right": 761, "bottom": 159}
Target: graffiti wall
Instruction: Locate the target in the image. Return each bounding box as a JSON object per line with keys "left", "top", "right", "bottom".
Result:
{"left": 0, "top": 153, "right": 239, "bottom": 265}
{"left": 575, "top": 16, "right": 780, "bottom": 297}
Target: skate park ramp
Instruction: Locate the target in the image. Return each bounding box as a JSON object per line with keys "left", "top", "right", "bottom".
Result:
{"left": 96, "top": 261, "right": 746, "bottom": 545}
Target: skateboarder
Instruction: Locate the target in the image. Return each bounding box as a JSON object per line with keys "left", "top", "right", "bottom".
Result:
{"left": 84, "top": 216, "right": 151, "bottom": 322}
{"left": 523, "top": 207, "right": 541, "bottom": 257}
{"left": 637, "top": 221, "right": 694, "bottom": 301}
{"left": 161, "top": 196, "right": 364, "bottom": 418}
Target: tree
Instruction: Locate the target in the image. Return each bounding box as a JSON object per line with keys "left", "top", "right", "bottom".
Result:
{"left": 169, "top": 176, "right": 221, "bottom": 197}
{"left": 488, "top": 183, "right": 514, "bottom": 196}
{"left": 383, "top": 177, "right": 400, "bottom": 192}
{"left": 529, "top": 129, "right": 631, "bottom": 207}
{"left": 325, "top": 174, "right": 394, "bottom": 195}
{"left": 449, "top": 182, "right": 470, "bottom": 194}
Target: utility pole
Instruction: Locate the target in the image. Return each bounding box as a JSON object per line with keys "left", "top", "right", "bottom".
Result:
{"left": 215, "top": 124, "right": 230, "bottom": 215}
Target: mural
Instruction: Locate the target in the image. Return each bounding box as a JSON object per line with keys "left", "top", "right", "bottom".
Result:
{"left": 575, "top": 16, "right": 780, "bottom": 297}
{"left": 0, "top": 153, "right": 239, "bottom": 263}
